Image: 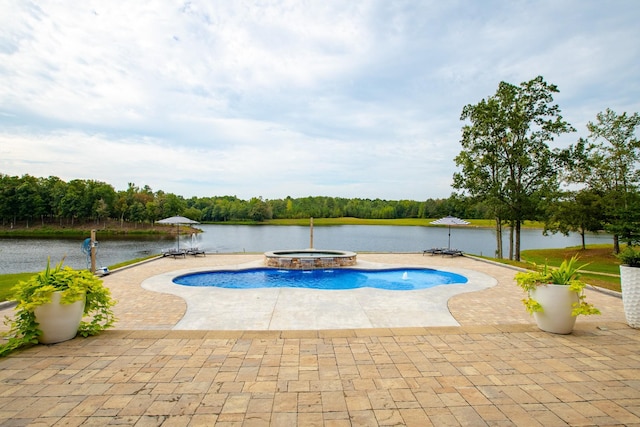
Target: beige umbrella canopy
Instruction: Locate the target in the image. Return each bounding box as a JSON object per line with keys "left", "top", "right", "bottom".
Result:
{"left": 157, "top": 216, "right": 199, "bottom": 250}
{"left": 430, "top": 216, "right": 470, "bottom": 249}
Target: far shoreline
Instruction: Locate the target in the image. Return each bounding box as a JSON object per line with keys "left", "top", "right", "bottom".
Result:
{"left": 0, "top": 217, "right": 546, "bottom": 238}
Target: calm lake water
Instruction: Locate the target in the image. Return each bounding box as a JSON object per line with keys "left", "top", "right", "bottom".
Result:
{"left": 0, "top": 224, "right": 612, "bottom": 274}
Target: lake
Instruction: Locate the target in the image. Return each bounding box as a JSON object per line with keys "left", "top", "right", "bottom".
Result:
{"left": 0, "top": 224, "right": 612, "bottom": 274}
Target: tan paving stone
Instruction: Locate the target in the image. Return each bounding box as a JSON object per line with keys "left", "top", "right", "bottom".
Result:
{"left": 398, "top": 408, "right": 432, "bottom": 427}
{"left": 170, "top": 394, "right": 202, "bottom": 416}
{"left": 592, "top": 400, "right": 640, "bottom": 424}
{"left": 296, "top": 412, "right": 323, "bottom": 426}
{"left": 196, "top": 392, "right": 227, "bottom": 414}
{"left": 324, "top": 418, "right": 351, "bottom": 427}
{"left": 344, "top": 391, "right": 372, "bottom": 412}
{"left": 367, "top": 389, "right": 394, "bottom": 410}
{"left": 270, "top": 411, "right": 297, "bottom": 426}
{"left": 220, "top": 393, "right": 251, "bottom": 414}
{"left": 286, "top": 380, "right": 310, "bottom": 392}
{"left": 118, "top": 394, "right": 156, "bottom": 417}
{"left": 272, "top": 392, "right": 297, "bottom": 413}
{"left": 0, "top": 254, "right": 638, "bottom": 425}
{"left": 246, "top": 395, "right": 274, "bottom": 414}
{"left": 297, "top": 391, "right": 322, "bottom": 413}
{"left": 215, "top": 412, "right": 245, "bottom": 423}
{"left": 187, "top": 414, "right": 218, "bottom": 425}
{"left": 498, "top": 403, "right": 546, "bottom": 426}
{"left": 320, "top": 390, "right": 347, "bottom": 413}
{"left": 424, "top": 407, "right": 459, "bottom": 426}
{"left": 349, "top": 409, "right": 378, "bottom": 425}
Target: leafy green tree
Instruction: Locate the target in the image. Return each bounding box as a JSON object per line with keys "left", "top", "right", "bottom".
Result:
{"left": 60, "top": 180, "right": 89, "bottom": 225}
{"left": 544, "top": 189, "right": 605, "bottom": 249}
{"left": 247, "top": 197, "right": 271, "bottom": 221}
{"left": 564, "top": 109, "right": 640, "bottom": 252}
{"left": 145, "top": 201, "right": 161, "bottom": 223}
{"left": 0, "top": 174, "right": 20, "bottom": 225}
{"left": 183, "top": 207, "right": 202, "bottom": 221}
{"left": 113, "top": 196, "right": 128, "bottom": 227}
{"left": 15, "top": 175, "right": 45, "bottom": 227}
{"left": 454, "top": 76, "right": 574, "bottom": 260}
{"left": 41, "top": 176, "right": 67, "bottom": 224}
{"left": 160, "top": 193, "right": 186, "bottom": 218}
{"left": 128, "top": 201, "right": 147, "bottom": 225}
{"left": 454, "top": 93, "right": 509, "bottom": 257}
{"left": 87, "top": 181, "right": 116, "bottom": 223}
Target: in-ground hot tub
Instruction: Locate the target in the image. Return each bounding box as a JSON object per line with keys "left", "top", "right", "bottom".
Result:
{"left": 264, "top": 249, "right": 357, "bottom": 269}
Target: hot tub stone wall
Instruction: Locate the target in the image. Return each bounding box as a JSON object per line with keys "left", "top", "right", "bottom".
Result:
{"left": 264, "top": 254, "right": 357, "bottom": 269}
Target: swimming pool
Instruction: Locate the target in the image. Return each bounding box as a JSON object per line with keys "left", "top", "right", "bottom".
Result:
{"left": 173, "top": 267, "right": 468, "bottom": 290}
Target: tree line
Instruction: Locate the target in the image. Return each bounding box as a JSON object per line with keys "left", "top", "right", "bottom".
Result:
{"left": 0, "top": 174, "right": 485, "bottom": 227}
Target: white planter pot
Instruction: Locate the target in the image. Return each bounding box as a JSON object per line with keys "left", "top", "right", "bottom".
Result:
{"left": 530, "top": 284, "right": 579, "bottom": 334}
{"left": 33, "top": 291, "right": 85, "bottom": 344}
{"left": 620, "top": 265, "right": 640, "bottom": 328}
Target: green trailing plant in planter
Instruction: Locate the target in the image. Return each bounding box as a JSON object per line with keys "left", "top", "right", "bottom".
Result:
{"left": 0, "top": 258, "right": 116, "bottom": 357}
{"left": 515, "top": 255, "right": 600, "bottom": 333}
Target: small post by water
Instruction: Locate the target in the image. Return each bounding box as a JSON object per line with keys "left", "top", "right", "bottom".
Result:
{"left": 309, "top": 217, "right": 314, "bottom": 249}
{"left": 90, "top": 229, "right": 97, "bottom": 274}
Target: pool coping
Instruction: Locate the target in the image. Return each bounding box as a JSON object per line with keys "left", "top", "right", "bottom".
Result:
{"left": 141, "top": 259, "right": 498, "bottom": 330}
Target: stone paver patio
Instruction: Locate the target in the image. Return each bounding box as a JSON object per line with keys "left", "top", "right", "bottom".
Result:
{"left": 1, "top": 253, "right": 638, "bottom": 426}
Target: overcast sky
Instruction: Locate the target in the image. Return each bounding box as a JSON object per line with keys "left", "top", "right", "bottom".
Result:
{"left": 1, "top": 1, "right": 639, "bottom": 201}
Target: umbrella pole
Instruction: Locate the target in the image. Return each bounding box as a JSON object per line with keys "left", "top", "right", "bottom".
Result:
{"left": 177, "top": 224, "right": 180, "bottom": 250}
{"left": 448, "top": 226, "right": 451, "bottom": 249}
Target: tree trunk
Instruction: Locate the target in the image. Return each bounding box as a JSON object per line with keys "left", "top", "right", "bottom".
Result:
{"left": 509, "top": 224, "right": 514, "bottom": 260}
{"left": 495, "top": 217, "right": 503, "bottom": 258}
{"left": 614, "top": 235, "right": 620, "bottom": 254}
{"left": 515, "top": 220, "right": 521, "bottom": 261}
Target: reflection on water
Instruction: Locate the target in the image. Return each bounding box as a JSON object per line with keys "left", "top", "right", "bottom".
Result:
{"left": 0, "top": 235, "right": 176, "bottom": 274}
{"left": 0, "top": 225, "right": 612, "bottom": 274}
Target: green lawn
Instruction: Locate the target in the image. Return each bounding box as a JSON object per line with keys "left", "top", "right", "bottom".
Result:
{"left": 520, "top": 245, "right": 620, "bottom": 274}
{"left": 0, "top": 272, "right": 35, "bottom": 302}
{"left": 518, "top": 245, "right": 621, "bottom": 292}
{"left": 0, "top": 255, "right": 161, "bottom": 303}
{"left": 262, "top": 217, "right": 544, "bottom": 228}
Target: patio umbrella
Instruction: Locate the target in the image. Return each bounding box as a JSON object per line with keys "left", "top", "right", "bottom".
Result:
{"left": 157, "top": 216, "right": 200, "bottom": 250}
{"left": 430, "top": 216, "right": 470, "bottom": 250}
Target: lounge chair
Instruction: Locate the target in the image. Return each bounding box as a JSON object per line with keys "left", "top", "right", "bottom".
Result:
{"left": 186, "top": 247, "right": 206, "bottom": 256}
{"left": 441, "top": 248, "right": 464, "bottom": 257}
{"left": 162, "top": 248, "right": 186, "bottom": 258}
{"left": 423, "top": 248, "right": 444, "bottom": 256}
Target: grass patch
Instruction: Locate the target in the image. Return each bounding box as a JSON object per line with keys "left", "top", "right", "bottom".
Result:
{"left": 108, "top": 254, "right": 160, "bottom": 270}
{"left": 0, "top": 255, "right": 161, "bottom": 302}
{"left": 518, "top": 245, "right": 621, "bottom": 292}
{"left": 578, "top": 273, "right": 620, "bottom": 292}
{"left": 475, "top": 245, "right": 621, "bottom": 292}
{"left": 0, "top": 272, "right": 36, "bottom": 302}
{"left": 265, "top": 218, "right": 434, "bottom": 226}
{"left": 520, "top": 245, "right": 619, "bottom": 275}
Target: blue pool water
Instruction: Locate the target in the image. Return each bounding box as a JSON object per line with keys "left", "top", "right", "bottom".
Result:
{"left": 173, "top": 268, "right": 468, "bottom": 290}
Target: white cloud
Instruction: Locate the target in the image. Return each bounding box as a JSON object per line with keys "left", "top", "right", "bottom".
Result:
{"left": 1, "top": 0, "right": 639, "bottom": 200}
